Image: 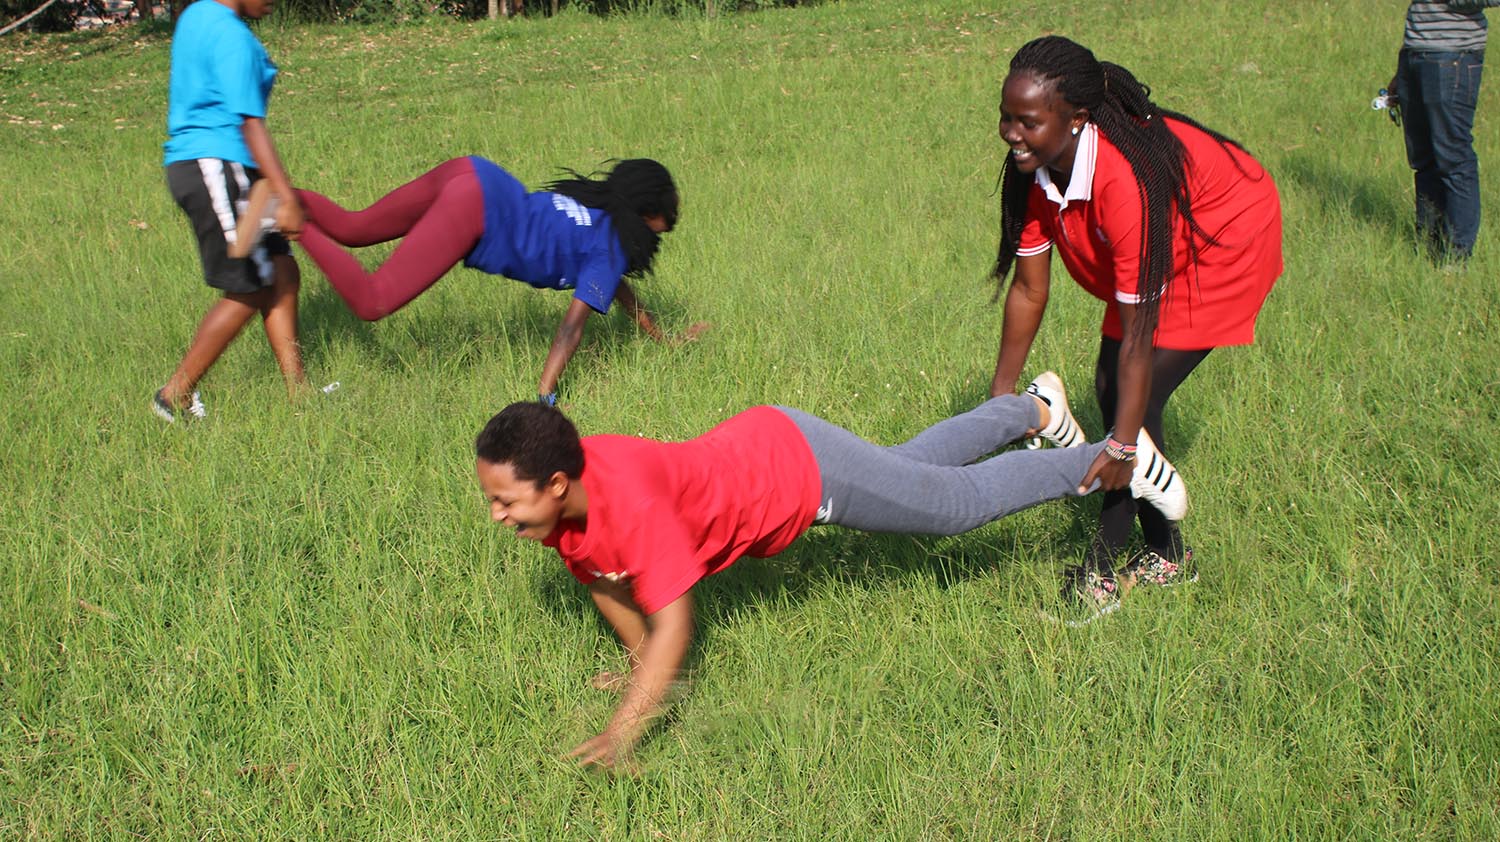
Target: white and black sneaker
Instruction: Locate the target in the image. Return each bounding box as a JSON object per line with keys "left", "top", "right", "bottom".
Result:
{"left": 152, "top": 388, "right": 206, "bottom": 423}
{"left": 1024, "top": 371, "right": 1087, "bottom": 448}
{"left": 229, "top": 180, "right": 279, "bottom": 259}
{"left": 1129, "top": 430, "right": 1187, "bottom": 521}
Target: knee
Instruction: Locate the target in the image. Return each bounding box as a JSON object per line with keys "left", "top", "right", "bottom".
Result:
{"left": 351, "top": 302, "right": 389, "bottom": 322}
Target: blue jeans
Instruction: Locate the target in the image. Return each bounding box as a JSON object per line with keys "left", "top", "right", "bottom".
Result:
{"left": 1397, "top": 48, "right": 1485, "bottom": 259}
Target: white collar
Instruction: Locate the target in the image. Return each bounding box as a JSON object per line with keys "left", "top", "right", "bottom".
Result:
{"left": 1034, "top": 122, "right": 1099, "bottom": 210}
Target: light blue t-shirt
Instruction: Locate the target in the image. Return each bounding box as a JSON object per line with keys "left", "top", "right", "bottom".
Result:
{"left": 464, "top": 157, "right": 631, "bottom": 314}
{"left": 163, "top": 0, "right": 276, "bottom": 166}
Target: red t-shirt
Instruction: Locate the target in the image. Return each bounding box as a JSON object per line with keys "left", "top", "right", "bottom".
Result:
{"left": 542, "top": 406, "right": 823, "bottom": 615}
{"left": 1017, "top": 120, "right": 1283, "bottom": 349}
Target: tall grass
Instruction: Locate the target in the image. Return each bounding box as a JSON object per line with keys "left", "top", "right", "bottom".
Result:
{"left": 2, "top": 0, "right": 1497, "bottom": 837}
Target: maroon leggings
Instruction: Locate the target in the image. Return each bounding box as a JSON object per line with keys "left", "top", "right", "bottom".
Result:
{"left": 297, "top": 157, "right": 486, "bottom": 321}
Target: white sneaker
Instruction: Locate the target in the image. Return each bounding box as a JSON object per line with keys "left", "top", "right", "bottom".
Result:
{"left": 152, "top": 388, "right": 206, "bottom": 423}
{"left": 1024, "top": 371, "right": 1087, "bottom": 448}
{"left": 229, "top": 180, "right": 279, "bottom": 259}
{"left": 1129, "top": 430, "right": 1187, "bottom": 521}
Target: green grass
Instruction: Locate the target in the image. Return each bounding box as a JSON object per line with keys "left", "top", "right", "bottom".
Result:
{"left": 3, "top": 0, "right": 1499, "bottom": 837}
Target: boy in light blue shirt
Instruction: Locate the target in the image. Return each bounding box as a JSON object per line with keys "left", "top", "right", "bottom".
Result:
{"left": 154, "top": 0, "right": 310, "bottom": 422}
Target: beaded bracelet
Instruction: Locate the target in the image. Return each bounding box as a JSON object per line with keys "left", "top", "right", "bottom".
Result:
{"left": 1103, "top": 436, "right": 1137, "bottom": 462}
{"left": 538, "top": 391, "right": 559, "bottom": 407}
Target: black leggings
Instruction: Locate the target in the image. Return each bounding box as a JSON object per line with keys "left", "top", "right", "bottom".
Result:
{"left": 1091, "top": 337, "right": 1211, "bottom": 566}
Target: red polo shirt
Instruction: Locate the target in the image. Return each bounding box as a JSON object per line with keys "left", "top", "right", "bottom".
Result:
{"left": 1018, "top": 119, "right": 1283, "bottom": 349}
{"left": 542, "top": 407, "right": 823, "bottom": 615}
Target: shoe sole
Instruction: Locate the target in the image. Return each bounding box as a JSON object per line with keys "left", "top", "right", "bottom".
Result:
{"left": 1026, "top": 371, "right": 1088, "bottom": 448}
{"left": 229, "top": 181, "right": 275, "bottom": 259}
{"left": 151, "top": 393, "right": 175, "bottom": 423}
{"left": 1129, "top": 431, "right": 1188, "bottom": 520}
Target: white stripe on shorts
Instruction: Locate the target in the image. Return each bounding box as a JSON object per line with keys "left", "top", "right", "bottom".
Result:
{"left": 198, "top": 158, "right": 237, "bottom": 245}
{"left": 198, "top": 158, "right": 273, "bottom": 283}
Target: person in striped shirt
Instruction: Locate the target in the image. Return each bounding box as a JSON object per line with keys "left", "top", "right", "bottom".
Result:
{"left": 1392, "top": 1, "right": 1500, "bottom": 262}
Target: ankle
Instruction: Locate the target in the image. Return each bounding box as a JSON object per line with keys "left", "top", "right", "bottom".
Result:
{"left": 1030, "top": 392, "right": 1051, "bottom": 431}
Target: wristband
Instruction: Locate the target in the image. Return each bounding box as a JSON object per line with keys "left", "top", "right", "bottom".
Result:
{"left": 1103, "top": 436, "right": 1137, "bottom": 462}
{"left": 538, "top": 391, "right": 558, "bottom": 407}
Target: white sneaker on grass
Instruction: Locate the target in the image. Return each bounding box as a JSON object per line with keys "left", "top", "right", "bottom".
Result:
{"left": 152, "top": 388, "right": 206, "bottom": 423}
{"left": 1128, "top": 430, "right": 1187, "bottom": 521}
{"left": 229, "top": 180, "right": 279, "bottom": 259}
{"left": 1024, "top": 371, "right": 1087, "bottom": 448}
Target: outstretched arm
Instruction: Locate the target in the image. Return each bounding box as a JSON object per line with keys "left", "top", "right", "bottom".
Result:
{"left": 537, "top": 297, "right": 594, "bottom": 400}
{"left": 241, "top": 116, "right": 304, "bottom": 239}
{"left": 990, "top": 252, "right": 1052, "bottom": 397}
{"left": 614, "top": 280, "right": 710, "bottom": 346}
{"left": 1078, "top": 300, "right": 1153, "bottom": 493}
{"left": 571, "top": 582, "right": 694, "bottom": 769}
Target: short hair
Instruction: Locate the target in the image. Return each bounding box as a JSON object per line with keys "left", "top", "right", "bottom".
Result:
{"left": 474, "top": 402, "right": 585, "bottom": 486}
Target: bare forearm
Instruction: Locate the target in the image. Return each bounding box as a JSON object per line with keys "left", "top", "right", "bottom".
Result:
{"left": 605, "top": 625, "right": 689, "bottom": 740}
{"left": 991, "top": 284, "right": 1049, "bottom": 397}
{"left": 600, "top": 593, "right": 693, "bottom": 746}
{"left": 539, "top": 299, "right": 591, "bottom": 396}
{"left": 538, "top": 329, "right": 582, "bottom": 395}
{"left": 589, "top": 580, "right": 648, "bottom": 672}
{"left": 1110, "top": 335, "right": 1152, "bottom": 443}
{"left": 241, "top": 118, "right": 295, "bottom": 199}
{"left": 615, "top": 281, "right": 667, "bottom": 343}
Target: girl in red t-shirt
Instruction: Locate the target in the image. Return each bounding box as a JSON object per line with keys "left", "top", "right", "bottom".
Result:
{"left": 987, "top": 35, "right": 1283, "bottom": 605}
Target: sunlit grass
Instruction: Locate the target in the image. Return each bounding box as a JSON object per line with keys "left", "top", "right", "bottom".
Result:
{"left": 2, "top": 1, "right": 1498, "bottom": 837}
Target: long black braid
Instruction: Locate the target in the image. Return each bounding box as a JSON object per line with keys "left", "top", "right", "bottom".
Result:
{"left": 544, "top": 158, "right": 678, "bottom": 276}
{"left": 993, "top": 36, "right": 1252, "bottom": 339}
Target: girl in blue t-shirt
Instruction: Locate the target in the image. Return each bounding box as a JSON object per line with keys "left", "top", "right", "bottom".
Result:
{"left": 246, "top": 156, "right": 706, "bottom": 405}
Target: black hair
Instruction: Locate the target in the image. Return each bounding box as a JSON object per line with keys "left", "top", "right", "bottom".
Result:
{"left": 993, "top": 35, "right": 1252, "bottom": 340}
{"left": 475, "top": 402, "right": 585, "bottom": 487}
{"left": 544, "top": 158, "right": 678, "bottom": 277}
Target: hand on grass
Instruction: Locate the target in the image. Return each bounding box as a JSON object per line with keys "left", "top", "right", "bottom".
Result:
{"left": 569, "top": 729, "right": 633, "bottom": 770}
{"left": 1078, "top": 451, "right": 1134, "bottom": 496}
{"left": 670, "top": 321, "right": 711, "bottom": 347}
{"left": 590, "top": 670, "right": 629, "bottom": 693}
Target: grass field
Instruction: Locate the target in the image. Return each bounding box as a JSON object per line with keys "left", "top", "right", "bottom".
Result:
{"left": 3, "top": 0, "right": 1498, "bottom": 837}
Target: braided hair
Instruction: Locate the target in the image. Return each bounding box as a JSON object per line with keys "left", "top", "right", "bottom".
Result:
{"left": 544, "top": 158, "right": 678, "bottom": 276}
{"left": 993, "top": 36, "right": 1250, "bottom": 339}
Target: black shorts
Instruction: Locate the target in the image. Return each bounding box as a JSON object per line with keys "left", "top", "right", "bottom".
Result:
{"left": 165, "top": 159, "right": 291, "bottom": 295}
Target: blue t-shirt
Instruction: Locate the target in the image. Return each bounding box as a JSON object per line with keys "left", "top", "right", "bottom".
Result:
{"left": 464, "top": 157, "right": 631, "bottom": 314}
{"left": 163, "top": 0, "right": 276, "bottom": 167}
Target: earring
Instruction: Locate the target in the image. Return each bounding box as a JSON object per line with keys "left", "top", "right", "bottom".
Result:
{"left": 1071, "top": 126, "right": 1080, "bottom": 136}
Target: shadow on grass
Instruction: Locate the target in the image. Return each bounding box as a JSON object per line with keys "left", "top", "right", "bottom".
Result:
{"left": 1279, "top": 150, "right": 1411, "bottom": 242}
{"left": 297, "top": 273, "right": 690, "bottom": 378}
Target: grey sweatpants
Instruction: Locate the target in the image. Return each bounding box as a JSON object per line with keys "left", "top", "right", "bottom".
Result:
{"left": 777, "top": 395, "right": 1104, "bottom": 535}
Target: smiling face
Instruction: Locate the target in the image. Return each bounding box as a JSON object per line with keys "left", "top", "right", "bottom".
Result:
{"left": 476, "top": 459, "right": 569, "bottom": 542}
{"left": 998, "top": 71, "right": 1088, "bottom": 176}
